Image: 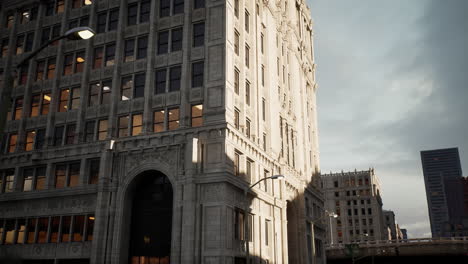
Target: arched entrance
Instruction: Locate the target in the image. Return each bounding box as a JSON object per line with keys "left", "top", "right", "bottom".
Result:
{"left": 128, "top": 171, "right": 173, "bottom": 264}
{"left": 287, "top": 201, "right": 299, "bottom": 264}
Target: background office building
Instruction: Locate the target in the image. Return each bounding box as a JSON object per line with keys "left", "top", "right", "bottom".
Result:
{"left": 421, "top": 147, "right": 468, "bottom": 237}
{"left": 322, "top": 169, "right": 386, "bottom": 244}
{"left": 0, "top": 0, "right": 324, "bottom": 263}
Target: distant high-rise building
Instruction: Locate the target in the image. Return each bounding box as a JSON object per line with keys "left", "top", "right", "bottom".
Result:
{"left": 421, "top": 147, "right": 468, "bottom": 237}
{"left": 401, "top": 228, "right": 408, "bottom": 240}
{"left": 321, "top": 169, "right": 386, "bottom": 244}
{"left": 383, "top": 210, "right": 397, "bottom": 240}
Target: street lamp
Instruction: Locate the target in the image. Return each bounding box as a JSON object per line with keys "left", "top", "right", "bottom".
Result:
{"left": 243, "top": 174, "right": 285, "bottom": 261}
{"left": 0, "top": 27, "right": 96, "bottom": 134}
{"left": 324, "top": 210, "right": 338, "bottom": 246}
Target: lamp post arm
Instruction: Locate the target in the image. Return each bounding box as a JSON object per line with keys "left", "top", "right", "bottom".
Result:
{"left": 17, "top": 35, "right": 66, "bottom": 68}
{"left": 248, "top": 175, "right": 280, "bottom": 190}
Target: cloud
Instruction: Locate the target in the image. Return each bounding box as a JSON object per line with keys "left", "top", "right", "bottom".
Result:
{"left": 310, "top": 0, "right": 468, "bottom": 238}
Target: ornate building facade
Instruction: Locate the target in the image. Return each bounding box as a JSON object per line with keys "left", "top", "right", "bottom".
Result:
{"left": 0, "top": 0, "right": 323, "bottom": 263}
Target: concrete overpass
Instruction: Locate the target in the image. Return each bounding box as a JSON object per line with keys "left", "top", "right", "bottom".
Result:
{"left": 326, "top": 237, "right": 468, "bottom": 263}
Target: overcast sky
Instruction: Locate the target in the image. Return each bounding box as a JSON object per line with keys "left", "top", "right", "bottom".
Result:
{"left": 309, "top": 0, "right": 468, "bottom": 238}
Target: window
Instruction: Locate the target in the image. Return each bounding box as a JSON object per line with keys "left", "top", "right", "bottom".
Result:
{"left": 245, "top": 118, "right": 251, "bottom": 137}
{"left": 193, "top": 22, "right": 205, "bottom": 47}
{"left": 6, "top": 13, "right": 14, "bottom": 28}
{"left": 54, "top": 162, "right": 80, "bottom": 188}
{"left": 22, "top": 167, "right": 46, "bottom": 192}
{"left": 68, "top": 15, "right": 90, "bottom": 29}
{"left": 128, "top": 0, "right": 150, "bottom": 25}
{"left": 97, "top": 9, "right": 119, "bottom": 33}
{"left": 368, "top": 208, "right": 372, "bottom": 215}
{"left": 261, "top": 33, "right": 264, "bottom": 53}
{"left": 124, "top": 36, "right": 148, "bottom": 62}
{"left": 118, "top": 115, "right": 130, "bottom": 137}
{"left": 34, "top": 129, "right": 46, "bottom": 150}
{"left": 58, "top": 87, "right": 80, "bottom": 112}
{"left": 86, "top": 215, "right": 95, "bottom": 241}
{"left": 1, "top": 169, "right": 15, "bottom": 193}
{"left": 158, "top": 31, "right": 169, "bottom": 54}
{"left": 155, "top": 69, "right": 167, "bottom": 94}
{"left": 234, "top": 108, "right": 240, "bottom": 129}
{"left": 85, "top": 121, "right": 96, "bottom": 142}
{"left": 234, "top": 0, "right": 239, "bottom": 18}
{"left": 89, "top": 79, "right": 112, "bottom": 106}
{"left": 234, "top": 68, "right": 239, "bottom": 94}
{"left": 334, "top": 181, "right": 338, "bottom": 188}
{"left": 62, "top": 50, "right": 85, "bottom": 75}
{"left": 261, "top": 65, "right": 265, "bottom": 86}
{"left": 53, "top": 126, "right": 64, "bottom": 146}
{"left": 1, "top": 39, "right": 8, "bottom": 58}
{"left": 194, "top": 0, "right": 205, "bottom": 9}
{"left": 65, "top": 124, "right": 76, "bottom": 145}
{"left": 234, "top": 30, "right": 240, "bottom": 55}
{"left": 72, "top": 215, "right": 85, "bottom": 242}
{"left": 168, "top": 108, "right": 180, "bottom": 130}
{"left": 35, "top": 57, "right": 56, "bottom": 81}
{"left": 47, "top": 216, "right": 59, "bottom": 243}
{"left": 61, "top": 216, "right": 71, "bottom": 242}
{"left": 37, "top": 217, "right": 49, "bottom": 243}
{"left": 16, "top": 219, "right": 26, "bottom": 244}
{"left": 16, "top": 35, "right": 25, "bottom": 55}
{"left": 169, "top": 66, "right": 181, "bottom": 91}
{"left": 245, "top": 81, "right": 250, "bottom": 105}
{"left": 41, "top": 24, "right": 61, "bottom": 46}
{"left": 15, "top": 64, "right": 29, "bottom": 86}
{"left": 245, "top": 10, "right": 249, "bottom": 32}
{"left": 120, "top": 73, "right": 146, "bottom": 100}
{"left": 265, "top": 219, "right": 270, "bottom": 245}
{"left": 192, "top": 61, "right": 204, "bottom": 87}
{"left": 171, "top": 28, "right": 183, "bottom": 51}
{"left": 13, "top": 97, "right": 23, "bottom": 120}
{"left": 173, "top": 0, "right": 184, "bottom": 14}
{"left": 191, "top": 104, "right": 203, "bottom": 127}
{"left": 246, "top": 159, "right": 252, "bottom": 182}
{"left": 262, "top": 98, "right": 266, "bottom": 121}
{"left": 234, "top": 209, "right": 245, "bottom": 240}
{"left": 25, "top": 131, "right": 35, "bottom": 151}
{"left": 245, "top": 44, "right": 250, "bottom": 67}
{"left": 124, "top": 39, "right": 136, "bottom": 62}
{"left": 98, "top": 120, "right": 108, "bottom": 140}
{"left": 263, "top": 133, "right": 267, "bottom": 151}
{"left": 132, "top": 114, "right": 143, "bottom": 135}
{"left": 153, "top": 110, "right": 165, "bottom": 132}
{"left": 160, "top": 0, "right": 170, "bottom": 17}
{"left": 137, "top": 36, "right": 148, "bottom": 59}
{"left": 25, "top": 218, "right": 37, "bottom": 243}
{"left": 25, "top": 32, "right": 34, "bottom": 52}
{"left": 105, "top": 43, "right": 116, "bottom": 66}
{"left": 234, "top": 151, "right": 240, "bottom": 176}
{"left": 72, "top": 0, "right": 93, "bottom": 9}
{"left": 88, "top": 159, "right": 100, "bottom": 184}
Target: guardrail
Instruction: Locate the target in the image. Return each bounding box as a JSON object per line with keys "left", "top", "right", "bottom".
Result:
{"left": 326, "top": 237, "right": 468, "bottom": 249}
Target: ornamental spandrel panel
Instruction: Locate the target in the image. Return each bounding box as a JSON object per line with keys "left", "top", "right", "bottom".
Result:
{"left": 66, "top": 110, "right": 78, "bottom": 122}
{"left": 70, "top": 8, "right": 81, "bottom": 18}
{"left": 191, "top": 46, "right": 205, "bottom": 61}
{"left": 97, "top": 0, "right": 109, "bottom": 11}
{"left": 90, "top": 69, "right": 102, "bottom": 81}
{"left": 169, "top": 52, "right": 183, "bottom": 65}
{"left": 80, "top": 5, "right": 91, "bottom": 16}
{"left": 117, "top": 100, "right": 131, "bottom": 114}
{"left": 171, "top": 14, "right": 184, "bottom": 27}
{"left": 12, "top": 85, "right": 25, "bottom": 96}
{"left": 208, "top": 45, "right": 223, "bottom": 81}
{"left": 7, "top": 119, "right": 20, "bottom": 132}
{"left": 190, "top": 87, "right": 202, "bottom": 102}
{"left": 71, "top": 73, "right": 83, "bottom": 85}
{"left": 130, "top": 97, "right": 145, "bottom": 111}
{"left": 207, "top": 86, "right": 222, "bottom": 108}
{"left": 124, "top": 26, "right": 137, "bottom": 38}
{"left": 0, "top": 194, "right": 97, "bottom": 218}
{"left": 64, "top": 41, "right": 76, "bottom": 53}
{"left": 123, "top": 147, "right": 178, "bottom": 177}
{"left": 121, "top": 62, "right": 135, "bottom": 74}
{"left": 158, "top": 17, "right": 171, "bottom": 30}
{"left": 106, "top": 31, "right": 117, "bottom": 42}
{"left": 59, "top": 76, "right": 71, "bottom": 87}
{"left": 97, "top": 104, "right": 110, "bottom": 117}
{"left": 137, "top": 23, "right": 150, "bottom": 34}
{"left": 166, "top": 91, "right": 180, "bottom": 106}
{"left": 155, "top": 54, "right": 168, "bottom": 67}
{"left": 192, "top": 8, "right": 206, "bottom": 22}
{"left": 152, "top": 94, "right": 165, "bottom": 107}
{"left": 135, "top": 59, "right": 147, "bottom": 71}
{"left": 94, "top": 34, "right": 105, "bottom": 45}
{"left": 103, "top": 66, "right": 114, "bottom": 78}
{"left": 85, "top": 106, "right": 97, "bottom": 119}
{"left": 55, "top": 112, "right": 67, "bottom": 124}
{"left": 202, "top": 183, "right": 225, "bottom": 202}
{"left": 109, "top": 0, "right": 120, "bottom": 8}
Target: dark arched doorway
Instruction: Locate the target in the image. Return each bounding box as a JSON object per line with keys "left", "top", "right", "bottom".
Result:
{"left": 129, "top": 171, "right": 173, "bottom": 264}
{"left": 287, "top": 201, "right": 298, "bottom": 264}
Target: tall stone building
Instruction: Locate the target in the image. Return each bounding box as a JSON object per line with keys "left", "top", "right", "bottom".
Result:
{"left": 421, "top": 147, "right": 468, "bottom": 237}
{"left": 322, "top": 169, "right": 386, "bottom": 244}
{"left": 0, "top": 0, "right": 323, "bottom": 263}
